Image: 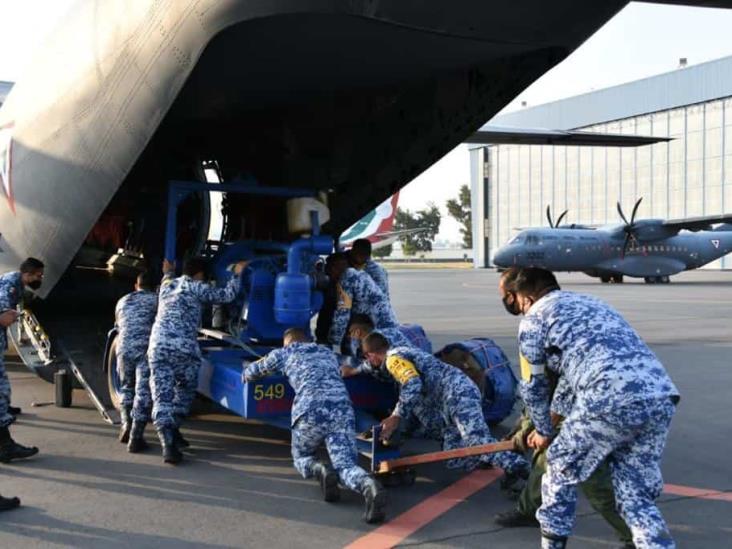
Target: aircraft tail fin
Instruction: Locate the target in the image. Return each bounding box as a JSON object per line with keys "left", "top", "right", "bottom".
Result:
{"left": 713, "top": 223, "right": 732, "bottom": 232}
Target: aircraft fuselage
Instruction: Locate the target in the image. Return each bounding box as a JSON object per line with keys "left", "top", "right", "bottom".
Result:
{"left": 493, "top": 227, "right": 732, "bottom": 279}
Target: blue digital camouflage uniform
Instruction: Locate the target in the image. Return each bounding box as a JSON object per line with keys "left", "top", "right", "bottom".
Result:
{"left": 114, "top": 290, "right": 158, "bottom": 422}
{"left": 244, "top": 342, "right": 371, "bottom": 492}
{"left": 362, "top": 259, "right": 389, "bottom": 297}
{"left": 329, "top": 267, "right": 398, "bottom": 347}
{"left": 349, "top": 326, "right": 414, "bottom": 380}
{"left": 385, "top": 346, "right": 528, "bottom": 474}
{"left": 148, "top": 272, "right": 239, "bottom": 430}
{"left": 517, "top": 290, "right": 679, "bottom": 548}
{"left": 0, "top": 272, "right": 22, "bottom": 428}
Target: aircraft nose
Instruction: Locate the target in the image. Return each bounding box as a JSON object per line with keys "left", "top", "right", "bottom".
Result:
{"left": 493, "top": 246, "right": 511, "bottom": 267}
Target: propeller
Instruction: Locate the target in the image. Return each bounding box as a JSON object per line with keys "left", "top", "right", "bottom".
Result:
{"left": 546, "top": 205, "right": 569, "bottom": 228}
{"left": 617, "top": 197, "right": 643, "bottom": 259}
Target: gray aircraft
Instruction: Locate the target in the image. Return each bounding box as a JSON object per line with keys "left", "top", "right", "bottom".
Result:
{"left": 493, "top": 198, "right": 732, "bottom": 283}
{"left": 0, "top": 0, "right": 730, "bottom": 415}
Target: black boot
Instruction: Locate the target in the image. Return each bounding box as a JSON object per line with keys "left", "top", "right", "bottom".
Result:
{"left": 0, "top": 426, "right": 38, "bottom": 463}
{"left": 541, "top": 532, "right": 568, "bottom": 549}
{"left": 8, "top": 406, "right": 21, "bottom": 416}
{"left": 312, "top": 462, "right": 340, "bottom": 502}
{"left": 173, "top": 428, "right": 190, "bottom": 449}
{"left": 157, "top": 428, "right": 182, "bottom": 465}
{"left": 0, "top": 494, "right": 20, "bottom": 511}
{"left": 118, "top": 407, "right": 132, "bottom": 443}
{"left": 361, "top": 477, "right": 387, "bottom": 524}
{"left": 127, "top": 420, "right": 149, "bottom": 453}
{"left": 494, "top": 509, "right": 539, "bottom": 528}
{"left": 172, "top": 415, "right": 190, "bottom": 448}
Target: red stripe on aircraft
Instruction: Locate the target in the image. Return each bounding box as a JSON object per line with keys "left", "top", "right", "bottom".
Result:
{"left": 344, "top": 468, "right": 502, "bottom": 549}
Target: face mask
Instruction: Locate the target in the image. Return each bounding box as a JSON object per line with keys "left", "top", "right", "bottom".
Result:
{"left": 28, "top": 280, "right": 42, "bottom": 290}
{"left": 502, "top": 292, "right": 521, "bottom": 316}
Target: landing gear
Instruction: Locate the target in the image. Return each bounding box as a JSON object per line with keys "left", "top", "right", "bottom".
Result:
{"left": 600, "top": 275, "right": 611, "bottom": 284}
{"left": 644, "top": 276, "right": 670, "bottom": 284}
{"left": 610, "top": 274, "right": 624, "bottom": 284}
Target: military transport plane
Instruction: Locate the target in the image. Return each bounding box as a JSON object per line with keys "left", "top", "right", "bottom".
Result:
{"left": 1, "top": 0, "right": 730, "bottom": 417}
{"left": 493, "top": 199, "right": 732, "bottom": 283}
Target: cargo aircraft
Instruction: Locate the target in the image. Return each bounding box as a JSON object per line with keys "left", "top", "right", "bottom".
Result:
{"left": 493, "top": 199, "right": 732, "bottom": 283}
{"left": 0, "top": 0, "right": 728, "bottom": 421}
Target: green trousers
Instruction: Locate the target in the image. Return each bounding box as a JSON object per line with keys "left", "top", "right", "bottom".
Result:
{"left": 514, "top": 421, "right": 633, "bottom": 544}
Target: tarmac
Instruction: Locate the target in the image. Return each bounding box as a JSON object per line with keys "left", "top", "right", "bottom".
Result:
{"left": 0, "top": 269, "right": 730, "bottom": 548}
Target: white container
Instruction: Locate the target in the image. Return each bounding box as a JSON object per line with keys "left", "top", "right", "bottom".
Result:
{"left": 287, "top": 198, "right": 330, "bottom": 234}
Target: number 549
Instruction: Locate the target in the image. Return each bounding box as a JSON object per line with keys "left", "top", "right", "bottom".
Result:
{"left": 253, "top": 384, "right": 285, "bottom": 400}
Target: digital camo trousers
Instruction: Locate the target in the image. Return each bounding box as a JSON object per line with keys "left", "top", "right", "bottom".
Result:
{"left": 291, "top": 406, "right": 370, "bottom": 493}
{"left": 0, "top": 356, "right": 12, "bottom": 428}
{"left": 149, "top": 350, "right": 200, "bottom": 430}
{"left": 539, "top": 397, "right": 676, "bottom": 549}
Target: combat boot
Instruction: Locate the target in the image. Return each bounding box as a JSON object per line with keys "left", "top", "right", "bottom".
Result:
{"left": 541, "top": 532, "right": 568, "bottom": 549}
{"left": 0, "top": 494, "right": 20, "bottom": 511}
{"left": 312, "top": 462, "right": 340, "bottom": 502}
{"left": 173, "top": 415, "right": 190, "bottom": 448}
{"left": 173, "top": 427, "right": 190, "bottom": 449}
{"left": 0, "top": 426, "right": 38, "bottom": 462}
{"left": 8, "top": 406, "right": 21, "bottom": 416}
{"left": 361, "top": 476, "right": 387, "bottom": 524}
{"left": 118, "top": 406, "right": 132, "bottom": 443}
{"left": 494, "top": 509, "right": 539, "bottom": 528}
{"left": 157, "top": 428, "right": 182, "bottom": 465}
{"left": 127, "top": 420, "right": 149, "bottom": 453}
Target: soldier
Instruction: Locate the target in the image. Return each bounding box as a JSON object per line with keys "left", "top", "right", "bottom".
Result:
{"left": 494, "top": 376, "right": 633, "bottom": 548}
{"left": 340, "top": 313, "right": 413, "bottom": 380}
{"left": 244, "top": 328, "right": 387, "bottom": 524}
{"left": 148, "top": 257, "right": 244, "bottom": 464}
{"left": 325, "top": 253, "right": 398, "bottom": 350}
{"left": 0, "top": 258, "right": 43, "bottom": 463}
{"left": 348, "top": 238, "right": 389, "bottom": 297}
{"left": 361, "top": 333, "right": 529, "bottom": 480}
{"left": 113, "top": 271, "right": 158, "bottom": 452}
{"left": 499, "top": 267, "right": 679, "bottom": 549}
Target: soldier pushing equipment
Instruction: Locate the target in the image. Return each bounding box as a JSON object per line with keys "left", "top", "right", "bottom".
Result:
{"left": 324, "top": 253, "right": 398, "bottom": 350}
{"left": 244, "top": 328, "right": 387, "bottom": 523}
{"left": 361, "top": 333, "right": 529, "bottom": 481}
{"left": 499, "top": 267, "right": 679, "bottom": 549}
{"left": 348, "top": 238, "right": 389, "bottom": 297}
{"left": 114, "top": 271, "right": 158, "bottom": 452}
{"left": 148, "top": 258, "right": 244, "bottom": 464}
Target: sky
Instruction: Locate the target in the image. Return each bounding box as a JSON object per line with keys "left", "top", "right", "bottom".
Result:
{"left": 3, "top": 2, "right": 732, "bottom": 242}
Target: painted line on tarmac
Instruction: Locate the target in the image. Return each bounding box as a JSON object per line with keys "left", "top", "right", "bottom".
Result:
{"left": 344, "top": 468, "right": 503, "bottom": 549}
{"left": 664, "top": 483, "right": 732, "bottom": 503}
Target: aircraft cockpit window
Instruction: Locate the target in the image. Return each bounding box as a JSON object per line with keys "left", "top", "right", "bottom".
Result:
{"left": 509, "top": 235, "right": 524, "bottom": 244}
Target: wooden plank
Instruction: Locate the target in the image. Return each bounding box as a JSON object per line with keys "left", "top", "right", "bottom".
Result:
{"left": 377, "top": 440, "right": 516, "bottom": 473}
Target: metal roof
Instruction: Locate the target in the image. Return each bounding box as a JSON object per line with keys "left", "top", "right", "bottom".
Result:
{"left": 487, "top": 54, "right": 732, "bottom": 130}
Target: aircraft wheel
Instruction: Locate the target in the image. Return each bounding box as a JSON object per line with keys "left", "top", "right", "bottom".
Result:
{"left": 106, "top": 337, "right": 124, "bottom": 410}
{"left": 644, "top": 277, "right": 655, "bottom": 284}
{"left": 610, "top": 275, "right": 624, "bottom": 284}
{"left": 600, "top": 275, "right": 611, "bottom": 283}
{"left": 661, "top": 275, "right": 670, "bottom": 284}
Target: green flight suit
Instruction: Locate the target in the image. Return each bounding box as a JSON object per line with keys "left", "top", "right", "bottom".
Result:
{"left": 511, "top": 414, "right": 633, "bottom": 545}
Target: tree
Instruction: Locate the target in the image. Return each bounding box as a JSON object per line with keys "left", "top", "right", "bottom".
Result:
{"left": 446, "top": 184, "right": 472, "bottom": 249}
{"left": 372, "top": 244, "right": 393, "bottom": 258}
{"left": 394, "top": 204, "right": 441, "bottom": 256}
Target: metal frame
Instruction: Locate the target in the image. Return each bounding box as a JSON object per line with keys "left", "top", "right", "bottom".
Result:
{"left": 164, "top": 180, "right": 316, "bottom": 261}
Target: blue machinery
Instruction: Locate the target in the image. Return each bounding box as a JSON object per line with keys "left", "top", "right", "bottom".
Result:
{"left": 161, "top": 180, "right": 400, "bottom": 473}
{"left": 104, "top": 180, "right": 518, "bottom": 476}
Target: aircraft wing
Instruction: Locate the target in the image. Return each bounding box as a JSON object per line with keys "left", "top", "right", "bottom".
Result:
{"left": 467, "top": 124, "right": 671, "bottom": 147}
{"left": 663, "top": 213, "right": 732, "bottom": 232}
